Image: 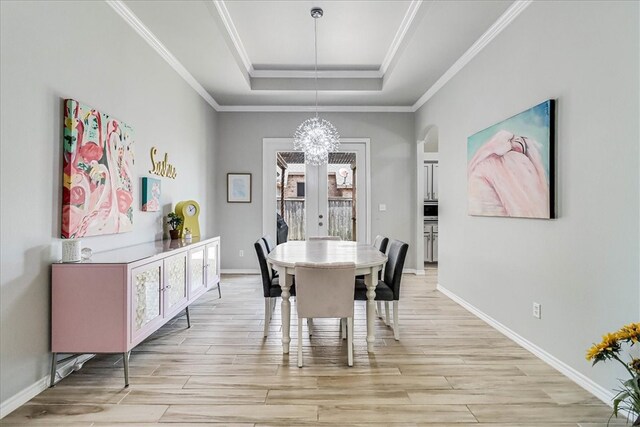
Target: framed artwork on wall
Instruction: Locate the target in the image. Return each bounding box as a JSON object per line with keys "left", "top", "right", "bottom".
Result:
{"left": 227, "top": 173, "right": 252, "bottom": 203}
{"left": 62, "top": 99, "right": 135, "bottom": 238}
{"left": 467, "top": 99, "right": 555, "bottom": 219}
{"left": 141, "top": 177, "right": 161, "bottom": 212}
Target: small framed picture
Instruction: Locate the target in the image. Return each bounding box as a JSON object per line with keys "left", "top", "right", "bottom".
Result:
{"left": 227, "top": 173, "right": 252, "bottom": 203}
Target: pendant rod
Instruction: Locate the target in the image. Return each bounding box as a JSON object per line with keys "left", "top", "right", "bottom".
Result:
{"left": 314, "top": 16, "right": 318, "bottom": 118}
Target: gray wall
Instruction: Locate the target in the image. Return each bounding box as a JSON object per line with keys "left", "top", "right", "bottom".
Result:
{"left": 415, "top": 1, "right": 639, "bottom": 392}
{"left": 215, "top": 112, "right": 416, "bottom": 270}
{"left": 0, "top": 1, "right": 218, "bottom": 404}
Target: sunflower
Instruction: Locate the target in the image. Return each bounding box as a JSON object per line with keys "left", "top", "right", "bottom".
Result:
{"left": 630, "top": 358, "right": 640, "bottom": 374}
{"left": 586, "top": 333, "right": 621, "bottom": 362}
{"left": 616, "top": 323, "right": 640, "bottom": 343}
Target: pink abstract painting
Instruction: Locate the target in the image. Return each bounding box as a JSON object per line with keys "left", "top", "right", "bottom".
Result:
{"left": 467, "top": 100, "right": 555, "bottom": 219}
{"left": 62, "top": 99, "right": 135, "bottom": 238}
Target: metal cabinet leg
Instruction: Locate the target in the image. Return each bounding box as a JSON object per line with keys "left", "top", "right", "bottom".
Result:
{"left": 49, "top": 353, "right": 57, "bottom": 387}
{"left": 185, "top": 306, "right": 191, "bottom": 328}
{"left": 217, "top": 282, "right": 222, "bottom": 298}
{"left": 123, "top": 351, "right": 131, "bottom": 388}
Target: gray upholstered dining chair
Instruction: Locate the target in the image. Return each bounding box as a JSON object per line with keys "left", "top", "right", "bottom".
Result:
{"left": 355, "top": 239, "right": 408, "bottom": 340}
{"left": 294, "top": 262, "right": 356, "bottom": 367}
{"left": 308, "top": 236, "right": 342, "bottom": 241}
{"left": 261, "top": 235, "right": 278, "bottom": 278}
{"left": 254, "top": 238, "right": 295, "bottom": 337}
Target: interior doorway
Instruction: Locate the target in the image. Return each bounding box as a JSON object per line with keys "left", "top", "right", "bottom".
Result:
{"left": 416, "top": 125, "right": 439, "bottom": 275}
{"left": 263, "top": 138, "right": 371, "bottom": 243}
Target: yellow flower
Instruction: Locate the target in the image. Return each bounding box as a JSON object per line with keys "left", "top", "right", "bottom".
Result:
{"left": 586, "top": 332, "right": 621, "bottom": 361}
{"left": 630, "top": 358, "right": 640, "bottom": 374}
{"left": 616, "top": 323, "right": 640, "bottom": 343}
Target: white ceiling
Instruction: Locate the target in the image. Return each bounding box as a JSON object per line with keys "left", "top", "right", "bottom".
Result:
{"left": 119, "top": 0, "right": 517, "bottom": 109}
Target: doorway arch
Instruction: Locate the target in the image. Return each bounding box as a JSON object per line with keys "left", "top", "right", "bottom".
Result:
{"left": 415, "top": 125, "right": 438, "bottom": 274}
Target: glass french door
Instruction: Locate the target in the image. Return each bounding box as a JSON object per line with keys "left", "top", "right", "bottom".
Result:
{"left": 274, "top": 144, "right": 366, "bottom": 242}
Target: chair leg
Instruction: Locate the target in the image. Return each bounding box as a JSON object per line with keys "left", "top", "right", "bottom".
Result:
{"left": 385, "top": 301, "right": 391, "bottom": 326}
{"left": 347, "top": 317, "right": 354, "bottom": 367}
{"left": 217, "top": 282, "right": 222, "bottom": 298}
{"left": 393, "top": 301, "right": 400, "bottom": 340}
{"left": 270, "top": 297, "right": 275, "bottom": 319}
{"left": 376, "top": 301, "right": 382, "bottom": 319}
{"left": 307, "top": 318, "right": 313, "bottom": 336}
{"left": 263, "top": 298, "right": 270, "bottom": 337}
{"left": 341, "top": 318, "right": 347, "bottom": 340}
{"left": 298, "top": 317, "right": 303, "bottom": 368}
{"left": 49, "top": 353, "right": 57, "bottom": 387}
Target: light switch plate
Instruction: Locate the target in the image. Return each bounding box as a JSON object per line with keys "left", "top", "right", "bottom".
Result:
{"left": 379, "top": 204, "right": 386, "bottom": 211}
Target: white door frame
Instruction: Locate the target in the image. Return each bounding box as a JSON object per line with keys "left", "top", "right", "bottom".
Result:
{"left": 262, "top": 138, "right": 371, "bottom": 243}
{"left": 416, "top": 140, "right": 425, "bottom": 275}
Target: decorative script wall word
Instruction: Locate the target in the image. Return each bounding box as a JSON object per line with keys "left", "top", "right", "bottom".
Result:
{"left": 149, "top": 147, "right": 177, "bottom": 179}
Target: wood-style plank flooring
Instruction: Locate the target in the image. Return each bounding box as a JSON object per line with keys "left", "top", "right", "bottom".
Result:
{"left": 3, "top": 268, "right": 623, "bottom": 426}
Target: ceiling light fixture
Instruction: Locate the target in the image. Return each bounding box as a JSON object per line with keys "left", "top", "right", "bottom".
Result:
{"left": 293, "top": 7, "right": 340, "bottom": 166}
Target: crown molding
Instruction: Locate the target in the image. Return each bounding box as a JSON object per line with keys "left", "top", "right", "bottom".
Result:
{"left": 213, "top": 0, "right": 423, "bottom": 81}
{"left": 250, "top": 69, "right": 382, "bottom": 79}
{"left": 211, "top": 0, "right": 254, "bottom": 75}
{"left": 411, "top": 0, "right": 533, "bottom": 112}
{"left": 380, "top": 0, "right": 424, "bottom": 76}
{"left": 105, "top": 0, "right": 220, "bottom": 110}
{"left": 217, "top": 105, "right": 414, "bottom": 113}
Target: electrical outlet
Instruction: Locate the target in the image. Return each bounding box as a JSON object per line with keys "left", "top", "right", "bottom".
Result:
{"left": 239, "top": 250, "right": 244, "bottom": 257}
{"left": 532, "top": 302, "right": 541, "bottom": 319}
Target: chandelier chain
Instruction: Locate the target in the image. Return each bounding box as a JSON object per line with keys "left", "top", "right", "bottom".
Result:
{"left": 314, "top": 17, "right": 318, "bottom": 118}
{"left": 293, "top": 7, "right": 340, "bottom": 166}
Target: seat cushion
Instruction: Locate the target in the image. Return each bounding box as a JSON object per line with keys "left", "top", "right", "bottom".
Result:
{"left": 354, "top": 279, "right": 393, "bottom": 301}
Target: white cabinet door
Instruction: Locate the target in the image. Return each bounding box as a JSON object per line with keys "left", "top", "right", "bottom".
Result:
{"left": 131, "top": 260, "right": 163, "bottom": 342}
{"left": 423, "top": 224, "right": 432, "bottom": 262}
{"left": 205, "top": 240, "right": 220, "bottom": 289}
{"left": 423, "top": 164, "right": 431, "bottom": 201}
{"left": 432, "top": 163, "right": 438, "bottom": 200}
{"left": 189, "top": 246, "right": 206, "bottom": 300}
{"left": 432, "top": 231, "right": 438, "bottom": 262}
{"left": 164, "top": 252, "right": 188, "bottom": 318}
{"left": 424, "top": 162, "right": 438, "bottom": 201}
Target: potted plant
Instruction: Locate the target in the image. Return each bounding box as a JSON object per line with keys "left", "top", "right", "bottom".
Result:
{"left": 587, "top": 323, "right": 640, "bottom": 425}
{"left": 167, "top": 212, "right": 183, "bottom": 240}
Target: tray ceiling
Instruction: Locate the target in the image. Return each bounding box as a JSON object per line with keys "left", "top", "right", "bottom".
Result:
{"left": 118, "top": 0, "right": 518, "bottom": 109}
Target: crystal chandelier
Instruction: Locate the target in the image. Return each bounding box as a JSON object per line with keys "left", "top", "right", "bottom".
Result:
{"left": 293, "top": 7, "right": 340, "bottom": 166}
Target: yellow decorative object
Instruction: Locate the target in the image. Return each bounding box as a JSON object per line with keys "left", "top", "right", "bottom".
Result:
{"left": 175, "top": 200, "right": 200, "bottom": 238}
{"left": 149, "top": 146, "right": 177, "bottom": 179}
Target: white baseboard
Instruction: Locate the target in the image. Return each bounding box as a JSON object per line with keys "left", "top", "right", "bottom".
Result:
{"left": 436, "top": 283, "right": 615, "bottom": 408}
{"left": 0, "top": 353, "right": 94, "bottom": 419}
{"left": 221, "top": 269, "right": 260, "bottom": 275}
{"left": 0, "top": 377, "right": 48, "bottom": 419}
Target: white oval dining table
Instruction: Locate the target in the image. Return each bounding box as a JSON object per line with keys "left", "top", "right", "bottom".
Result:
{"left": 267, "top": 240, "right": 388, "bottom": 353}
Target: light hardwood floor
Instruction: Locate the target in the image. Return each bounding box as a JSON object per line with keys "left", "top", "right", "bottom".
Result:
{"left": 3, "top": 269, "right": 623, "bottom": 426}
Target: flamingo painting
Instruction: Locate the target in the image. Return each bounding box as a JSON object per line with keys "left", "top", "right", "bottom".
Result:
{"left": 467, "top": 100, "right": 555, "bottom": 219}
{"left": 62, "top": 99, "right": 135, "bottom": 238}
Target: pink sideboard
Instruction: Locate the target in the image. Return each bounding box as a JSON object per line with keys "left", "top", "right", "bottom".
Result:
{"left": 51, "top": 236, "right": 220, "bottom": 387}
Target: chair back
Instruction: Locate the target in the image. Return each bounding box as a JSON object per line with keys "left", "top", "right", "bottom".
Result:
{"left": 262, "top": 235, "right": 276, "bottom": 253}
{"left": 254, "top": 238, "right": 273, "bottom": 298}
{"left": 383, "top": 239, "right": 409, "bottom": 300}
{"left": 373, "top": 235, "right": 389, "bottom": 254}
{"left": 308, "top": 236, "right": 342, "bottom": 241}
{"left": 295, "top": 262, "right": 355, "bottom": 319}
